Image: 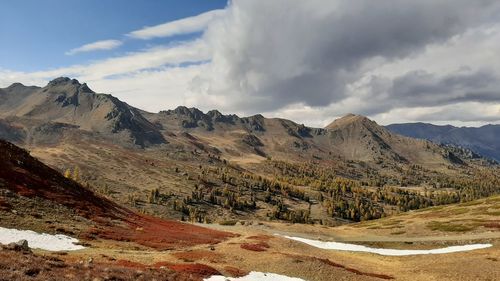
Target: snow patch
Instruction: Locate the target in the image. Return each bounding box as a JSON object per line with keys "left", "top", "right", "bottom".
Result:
{"left": 0, "top": 226, "right": 85, "bottom": 251}
{"left": 205, "top": 271, "right": 306, "bottom": 281}
{"left": 280, "top": 235, "right": 492, "bottom": 256}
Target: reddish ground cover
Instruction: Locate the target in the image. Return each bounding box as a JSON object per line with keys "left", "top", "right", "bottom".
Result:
{"left": 246, "top": 235, "right": 274, "bottom": 241}
{"left": 0, "top": 198, "right": 10, "bottom": 211}
{"left": 0, "top": 140, "right": 234, "bottom": 249}
{"left": 240, "top": 242, "right": 270, "bottom": 252}
{"left": 172, "top": 250, "right": 223, "bottom": 262}
{"left": 115, "top": 259, "right": 149, "bottom": 269}
{"left": 95, "top": 214, "right": 235, "bottom": 249}
{"left": 167, "top": 263, "right": 221, "bottom": 277}
{"left": 0, "top": 247, "right": 192, "bottom": 281}
{"left": 483, "top": 222, "right": 500, "bottom": 229}
{"left": 224, "top": 266, "right": 249, "bottom": 277}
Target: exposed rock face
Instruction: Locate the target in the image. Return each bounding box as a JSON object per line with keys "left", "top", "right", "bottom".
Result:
{"left": 324, "top": 114, "right": 444, "bottom": 164}
{"left": 0, "top": 77, "right": 165, "bottom": 147}
{"left": 146, "top": 107, "right": 455, "bottom": 166}
{"left": 0, "top": 78, "right": 468, "bottom": 167}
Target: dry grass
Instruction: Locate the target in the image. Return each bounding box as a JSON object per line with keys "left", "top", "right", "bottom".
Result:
{"left": 426, "top": 221, "right": 475, "bottom": 232}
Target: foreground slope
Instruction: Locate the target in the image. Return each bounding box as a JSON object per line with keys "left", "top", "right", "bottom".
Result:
{"left": 0, "top": 139, "right": 232, "bottom": 248}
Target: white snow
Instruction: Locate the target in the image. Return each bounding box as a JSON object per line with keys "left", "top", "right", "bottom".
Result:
{"left": 280, "top": 235, "right": 492, "bottom": 256}
{"left": 204, "top": 271, "right": 306, "bottom": 281}
{"left": 0, "top": 226, "right": 85, "bottom": 251}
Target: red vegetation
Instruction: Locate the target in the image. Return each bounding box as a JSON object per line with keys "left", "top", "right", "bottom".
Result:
{"left": 94, "top": 214, "right": 234, "bottom": 249}
{"left": 0, "top": 198, "right": 10, "bottom": 211}
{"left": 0, "top": 140, "right": 234, "bottom": 249}
{"left": 172, "top": 250, "right": 222, "bottom": 262}
{"left": 483, "top": 222, "right": 500, "bottom": 229}
{"left": 152, "top": 261, "right": 173, "bottom": 268}
{"left": 240, "top": 242, "right": 270, "bottom": 252}
{"left": 246, "top": 235, "right": 274, "bottom": 241}
{"left": 117, "top": 259, "right": 221, "bottom": 277}
{"left": 167, "top": 263, "right": 221, "bottom": 277}
{"left": 0, "top": 247, "right": 192, "bottom": 281}
{"left": 224, "top": 266, "right": 249, "bottom": 277}
{"left": 115, "top": 259, "right": 148, "bottom": 269}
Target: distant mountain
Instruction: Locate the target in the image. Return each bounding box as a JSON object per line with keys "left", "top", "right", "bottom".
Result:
{"left": 2, "top": 78, "right": 497, "bottom": 225}
{"left": 386, "top": 123, "right": 500, "bottom": 162}
{"left": 0, "top": 77, "right": 464, "bottom": 169}
{"left": 0, "top": 77, "right": 165, "bottom": 147}
{"left": 324, "top": 114, "right": 435, "bottom": 163}
{"left": 141, "top": 107, "right": 453, "bottom": 167}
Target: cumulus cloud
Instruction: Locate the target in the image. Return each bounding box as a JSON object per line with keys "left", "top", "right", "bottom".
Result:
{"left": 195, "top": 0, "right": 500, "bottom": 115}
{"left": 127, "top": 10, "right": 225, "bottom": 40}
{"left": 3, "top": 40, "right": 209, "bottom": 84}
{"left": 2, "top": 0, "right": 500, "bottom": 126}
{"left": 65, "top": 39, "right": 122, "bottom": 55}
{"left": 371, "top": 103, "right": 500, "bottom": 127}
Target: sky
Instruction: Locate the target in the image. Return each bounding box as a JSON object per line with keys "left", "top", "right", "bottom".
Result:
{"left": 1, "top": 0, "right": 500, "bottom": 127}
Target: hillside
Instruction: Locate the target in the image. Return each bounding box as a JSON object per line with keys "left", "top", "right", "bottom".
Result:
{"left": 0, "top": 139, "right": 232, "bottom": 248}
{"left": 1, "top": 140, "right": 497, "bottom": 280}
{"left": 0, "top": 78, "right": 461, "bottom": 167}
{"left": 0, "top": 78, "right": 165, "bottom": 147}
{"left": 387, "top": 123, "right": 500, "bottom": 162}
{"left": 323, "top": 114, "right": 446, "bottom": 165}
{"left": 0, "top": 78, "right": 499, "bottom": 226}
{"left": 144, "top": 108, "right": 452, "bottom": 168}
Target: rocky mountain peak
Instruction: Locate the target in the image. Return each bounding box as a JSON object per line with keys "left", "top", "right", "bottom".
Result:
{"left": 44, "top": 78, "right": 95, "bottom": 102}
{"left": 6, "top": 83, "right": 26, "bottom": 90}
{"left": 47, "top": 77, "right": 81, "bottom": 86}
{"left": 325, "top": 114, "right": 374, "bottom": 130}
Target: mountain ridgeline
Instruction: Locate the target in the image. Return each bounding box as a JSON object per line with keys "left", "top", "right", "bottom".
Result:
{"left": 386, "top": 123, "right": 500, "bottom": 162}
{"left": 1, "top": 77, "right": 499, "bottom": 225}
{"left": 0, "top": 77, "right": 484, "bottom": 168}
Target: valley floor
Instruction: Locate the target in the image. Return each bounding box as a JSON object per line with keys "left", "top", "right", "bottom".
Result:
{"left": 1, "top": 218, "right": 498, "bottom": 281}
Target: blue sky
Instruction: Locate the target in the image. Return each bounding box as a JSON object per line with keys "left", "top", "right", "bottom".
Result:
{"left": 1, "top": 1, "right": 499, "bottom": 127}
{"left": 0, "top": 0, "right": 226, "bottom": 71}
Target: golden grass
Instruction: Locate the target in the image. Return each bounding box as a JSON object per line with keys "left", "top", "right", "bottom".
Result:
{"left": 426, "top": 221, "right": 475, "bottom": 232}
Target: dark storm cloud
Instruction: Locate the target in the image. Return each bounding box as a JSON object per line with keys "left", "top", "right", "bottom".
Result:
{"left": 201, "top": 0, "right": 500, "bottom": 115}
{"left": 358, "top": 69, "right": 500, "bottom": 116}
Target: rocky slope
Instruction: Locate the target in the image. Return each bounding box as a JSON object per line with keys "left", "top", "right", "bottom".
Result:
{"left": 0, "top": 139, "right": 232, "bottom": 248}
{"left": 2, "top": 78, "right": 497, "bottom": 225}
{"left": 142, "top": 107, "right": 453, "bottom": 168}
{"left": 0, "top": 77, "right": 464, "bottom": 168}
{"left": 0, "top": 77, "right": 165, "bottom": 147}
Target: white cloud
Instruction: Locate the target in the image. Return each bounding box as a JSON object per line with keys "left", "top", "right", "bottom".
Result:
{"left": 0, "top": 40, "right": 211, "bottom": 113}
{"left": 1, "top": 39, "right": 209, "bottom": 84}
{"left": 90, "top": 64, "right": 207, "bottom": 112}
{"left": 2, "top": 1, "right": 500, "bottom": 127}
{"left": 65, "top": 40, "right": 123, "bottom": 55}
{"left": 127, "top": 10, "right": 225, "bottom": 40}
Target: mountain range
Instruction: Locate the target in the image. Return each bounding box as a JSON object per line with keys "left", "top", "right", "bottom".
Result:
{"left": 386, "top": 123, "right": 500, "bottom": 162}
{"left": 0, "top": 77, "right": 459, "bottom": 166}
{"left": 0, "top": 77, "right": 498, "bottom": 225}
